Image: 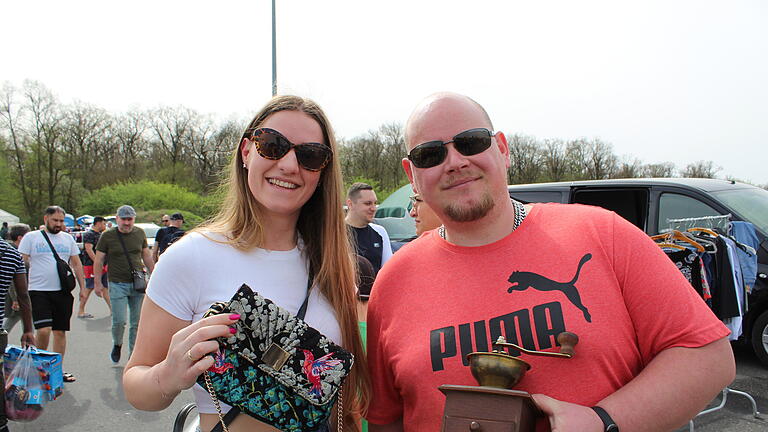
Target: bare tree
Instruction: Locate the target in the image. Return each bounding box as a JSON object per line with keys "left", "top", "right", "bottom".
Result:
{"left": 585, "top": 138, "right": 618, "bottom": 180}
{"left": 507, "top": 134, "right": 542, "bottom": 184}
{"left": 643, "top": 162, "right": 676, "bottom": 178}
{"left": 61, "top": 101, "right": 111, "bottom": 201}
{"left": 111, "top": 110, "right": 150, "bottom": 181}
{"left": 614, "top": 156, "right": 643, "bottom": 178}
{"left": 189, "top": 117, "right": 239, "bottom": 191}
{"left": 541, "top": 139, "right": 568, "bottom": 181}
{"left": 682, "top": 160, "right": 720, "bottom": 178}
{"left": 150, "top": 106, "right": 196, "bottom": 183}
{"left": 0, "top": 82, "right": 40, "bottom": 219}
{"left": 24, "top": 81, "right": 66, "bottom": 208}
{"left": 565, "top": 138, "right": 590, "bottom": 180}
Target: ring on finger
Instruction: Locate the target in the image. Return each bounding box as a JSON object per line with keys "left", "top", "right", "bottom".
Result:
{"left": 187, "top": 349, "right": 195, "bottom": 361}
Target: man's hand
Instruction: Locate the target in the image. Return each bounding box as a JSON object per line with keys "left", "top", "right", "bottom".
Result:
{"left": 532, "top": 394, "right": 604, "bottom": 432}
{"left": 21, "top": 331, "right": 35, "bottom": 348}
{"left": 94, "top": 282, "right": 105, "bottom": 298}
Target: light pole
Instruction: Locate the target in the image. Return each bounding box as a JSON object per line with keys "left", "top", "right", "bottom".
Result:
{"left": 272, "top": 0, "right": 277, "bottom": 96}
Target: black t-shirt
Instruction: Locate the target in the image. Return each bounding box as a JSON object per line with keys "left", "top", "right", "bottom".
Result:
{"left": 157, "top": 226, "right": 185, "bottom": 255}
{"left": 81, "top": 229, "right": 102, "bottom": 266}
{"left": 350, "top": 225, "right": 385, "bottom": 275}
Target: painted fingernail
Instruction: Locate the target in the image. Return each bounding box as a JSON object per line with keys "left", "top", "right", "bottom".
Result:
{"left": 229, "top": 314, "right": 240, "bottom": 320}
{"left": 229, "top": 327, "right": 237, "bottom": 334}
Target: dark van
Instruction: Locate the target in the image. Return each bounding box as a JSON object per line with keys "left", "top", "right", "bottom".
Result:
{"left": 507, "top": 178, "right": 768, "bottom": 366}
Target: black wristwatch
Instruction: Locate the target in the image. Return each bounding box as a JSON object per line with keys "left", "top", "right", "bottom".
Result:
{"left": 591, "top": 406, "right": 619, "bottom": 432}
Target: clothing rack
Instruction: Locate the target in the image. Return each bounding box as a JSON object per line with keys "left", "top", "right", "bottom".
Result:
{"left": 663, "top": 213, "right": 762, "bottom": 429}
{"left": 688, "top": 388, "right": 761, "bottom": 431}
{"left": 667, "top": 214, "right": 731, "bottom": 233}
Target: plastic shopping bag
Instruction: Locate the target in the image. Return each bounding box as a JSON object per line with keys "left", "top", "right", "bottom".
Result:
{"left": 4, "top": 347, "right": 45, "bottom": 421}
{"left": 4, "top": 345, "right": 63, "bottom": 402}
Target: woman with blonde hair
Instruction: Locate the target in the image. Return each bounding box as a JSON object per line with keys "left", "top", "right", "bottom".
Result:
{"left": 123, "top": 95, "right": 369, "bottom": 431}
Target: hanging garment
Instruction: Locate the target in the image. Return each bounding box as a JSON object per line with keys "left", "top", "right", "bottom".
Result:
{"left": 729, "top": 221, "right": 759, "bottom": 292}
{"left": 663, "top": 248, "right": 705, "bottom": 299}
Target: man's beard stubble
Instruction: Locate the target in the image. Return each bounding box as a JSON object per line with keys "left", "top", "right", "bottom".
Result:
{"left": 443, "top": 192, "right": 495, "bottom": 223}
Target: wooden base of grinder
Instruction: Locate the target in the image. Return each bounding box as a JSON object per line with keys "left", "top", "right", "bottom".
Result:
{"left": 440, "top": 385, "right": 540, "bottom": 432}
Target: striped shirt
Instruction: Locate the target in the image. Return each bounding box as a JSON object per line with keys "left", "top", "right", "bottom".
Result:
{"left": 0, "top": 241, "right": 26, "bottom": 320}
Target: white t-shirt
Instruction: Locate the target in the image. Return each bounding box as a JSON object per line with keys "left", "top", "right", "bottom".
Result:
{"left": 18, "top": 230, "right": 79, "bottom": 292}
{"left": 370, "top": 223, "right": 393, "bottom": 267}
{"left": 147, "top": 231, "right": 342, "bottom": 414}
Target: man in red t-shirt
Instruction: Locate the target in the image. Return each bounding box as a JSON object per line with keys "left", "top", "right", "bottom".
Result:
{"left": 365, "top": 93, "right": 735, "bottom": 432}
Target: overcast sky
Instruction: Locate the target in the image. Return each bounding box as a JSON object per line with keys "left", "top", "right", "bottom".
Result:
{"left": 5, "top": 0, "right": 767, "bottom": 184}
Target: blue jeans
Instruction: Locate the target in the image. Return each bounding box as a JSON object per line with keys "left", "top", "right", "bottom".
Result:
{"left": 108, "top": 281, "right": 144, "bottom": 352}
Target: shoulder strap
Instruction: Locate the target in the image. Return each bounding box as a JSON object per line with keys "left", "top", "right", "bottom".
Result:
{"left": 40, "top": 231, "right": 63, "bottom": 261}
{"left": 116, "top": 231, "right": 135, "bottom": 272}
{"left": 296, "top": 269, "right": 313, "bottom": 320}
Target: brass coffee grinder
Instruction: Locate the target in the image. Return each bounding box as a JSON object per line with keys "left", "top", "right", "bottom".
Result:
{"left": 439, "top": 332, "right": 578, "bottom": 432}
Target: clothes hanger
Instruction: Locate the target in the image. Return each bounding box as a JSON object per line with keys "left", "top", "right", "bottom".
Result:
{"left": 687, "top": 227, "right": 719, "bottom": 237}
{"left": 652, "top": 230, "right": 706, "bottom": 252}
{"left": 656, "top": 242, "right": 687, "bottom": 250}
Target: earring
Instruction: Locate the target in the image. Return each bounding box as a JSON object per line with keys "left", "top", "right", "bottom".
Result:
{"left": 242, "top": 163, "right": 247, "bottom": 169}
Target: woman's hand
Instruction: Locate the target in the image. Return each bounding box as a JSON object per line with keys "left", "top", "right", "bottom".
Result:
{"left": 154, "top": 312, "right": 240, "bottom": 396}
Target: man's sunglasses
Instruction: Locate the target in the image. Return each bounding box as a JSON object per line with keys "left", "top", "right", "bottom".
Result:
{"left": 247, "top": 128, "right": 332, "bottom": 172}
{"left": 407, "top": 128, "right": 494, "bottom": 169}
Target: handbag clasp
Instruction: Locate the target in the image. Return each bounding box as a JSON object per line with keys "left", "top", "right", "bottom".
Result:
{"left": 262, "top": 343, "right": 291, "bottom": 370}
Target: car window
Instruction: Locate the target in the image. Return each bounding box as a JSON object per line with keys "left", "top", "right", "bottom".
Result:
{"left": 711, "top": 187, "right": 768, "bottom": 236}
{"left": 508, "top": 190, "right": 565, "bottom": 204}
{"left": 657, "top": 193, "right": 721, "bottom": 233}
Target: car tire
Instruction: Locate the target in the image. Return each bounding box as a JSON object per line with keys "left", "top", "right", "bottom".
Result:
{"left": 751, "top": 309, "right": 768, "bottom": 368}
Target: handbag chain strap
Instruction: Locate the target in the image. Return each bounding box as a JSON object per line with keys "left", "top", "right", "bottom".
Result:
{"left": 337, "top": 388, "right": 343, "bottom": 432}
{"left": 204, "top": 371, "right": 230, "bottom": 432}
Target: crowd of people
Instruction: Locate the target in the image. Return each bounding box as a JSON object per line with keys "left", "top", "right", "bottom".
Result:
{"left": 0, "top": 92, "right": 737, "bottom": 432}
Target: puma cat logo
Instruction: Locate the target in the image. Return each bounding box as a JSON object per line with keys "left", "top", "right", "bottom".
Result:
{"left": 507, "top": 253, "right": 593, "bottom": 323}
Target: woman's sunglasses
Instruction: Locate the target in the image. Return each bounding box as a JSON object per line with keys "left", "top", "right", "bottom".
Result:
{"left": 407, "top": 128, "right": 494, "bottom": 169}
{"left": 247, "top": 128, "right": 332, "bottom": 172}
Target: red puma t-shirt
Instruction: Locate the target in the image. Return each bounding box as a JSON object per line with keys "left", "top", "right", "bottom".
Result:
{"left": 365, "top": 203, "right": 729, "bottom": 431}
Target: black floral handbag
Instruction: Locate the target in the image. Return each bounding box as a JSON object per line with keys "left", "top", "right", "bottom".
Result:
{"left": 197, "top": 284, "right": 354, "bottom": 432}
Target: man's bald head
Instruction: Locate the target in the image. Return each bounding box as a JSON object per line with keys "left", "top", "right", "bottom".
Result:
{"left": 404, "top": 92, "right": 494, "bottom": 150}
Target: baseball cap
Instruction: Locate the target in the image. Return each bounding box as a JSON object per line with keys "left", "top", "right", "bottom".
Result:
{"left": 116, "top": 205, "right": 137, "bottom": 219}
{"left": 170, "top": 212, "right": 184, "bottom": 221}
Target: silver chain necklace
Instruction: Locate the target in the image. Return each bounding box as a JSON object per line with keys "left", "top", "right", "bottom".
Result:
{"left": 438, "top": 200, "right": 527, "bottom": 240}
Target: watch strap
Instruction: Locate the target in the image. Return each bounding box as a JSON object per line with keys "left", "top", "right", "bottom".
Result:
{"left": 591, "top": 406, "right": 619, "bottom": 432}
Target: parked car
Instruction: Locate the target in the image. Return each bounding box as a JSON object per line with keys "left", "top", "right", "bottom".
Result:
{"left": 135, "top": 223, "right": 161, "bottom": 250}
{"left": 373, "top": 184, "right": 417, "bottom": 252}
{"left": 506, "top": 178, "right": 768, "bottom": 366}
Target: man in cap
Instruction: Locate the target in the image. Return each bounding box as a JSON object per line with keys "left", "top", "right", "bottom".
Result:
{"left": 366, "top": 93, "right": 735, "bottom": 432}
{"left": 153, "top": 212, "right": 186, "bottom": 261}
{"left": 94, "top": 205, "right": 155, "bottom": 364}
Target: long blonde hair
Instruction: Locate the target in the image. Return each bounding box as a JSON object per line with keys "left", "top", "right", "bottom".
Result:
{"left": 197, "top": 95, "right": 370, "bottom": 427}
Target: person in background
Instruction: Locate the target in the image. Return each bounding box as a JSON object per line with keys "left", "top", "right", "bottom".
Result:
{"left": 18, "top": 206, "right": 85, "bottom": 383}
{"left": 0, "top": 222, "right": 8, "bottom": 240}
{"left": 94, "top": 205, "right": 155, "bottom": 365}
{"left": 0, "top": 228, "right": 35, "bottom": 432}
{"left": 3, "top": 223, "right": 31, "bottom": 332}
{"left": 409, "top": 193, "right": 442, "bottom": 236}
{"left": 366, "top": 92, "right": 735, "bottom": 432}
{"left": 78, "top": 216, "right": 111, "bottom": 318}
{"left": 153, "top": 215, "right": 171, "bottom": 263}
{"left": 345, "top": 183, "right": 393, "bottom": 276}
{"left": 154, "top": 213, "right": 185, "bottom": 260}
